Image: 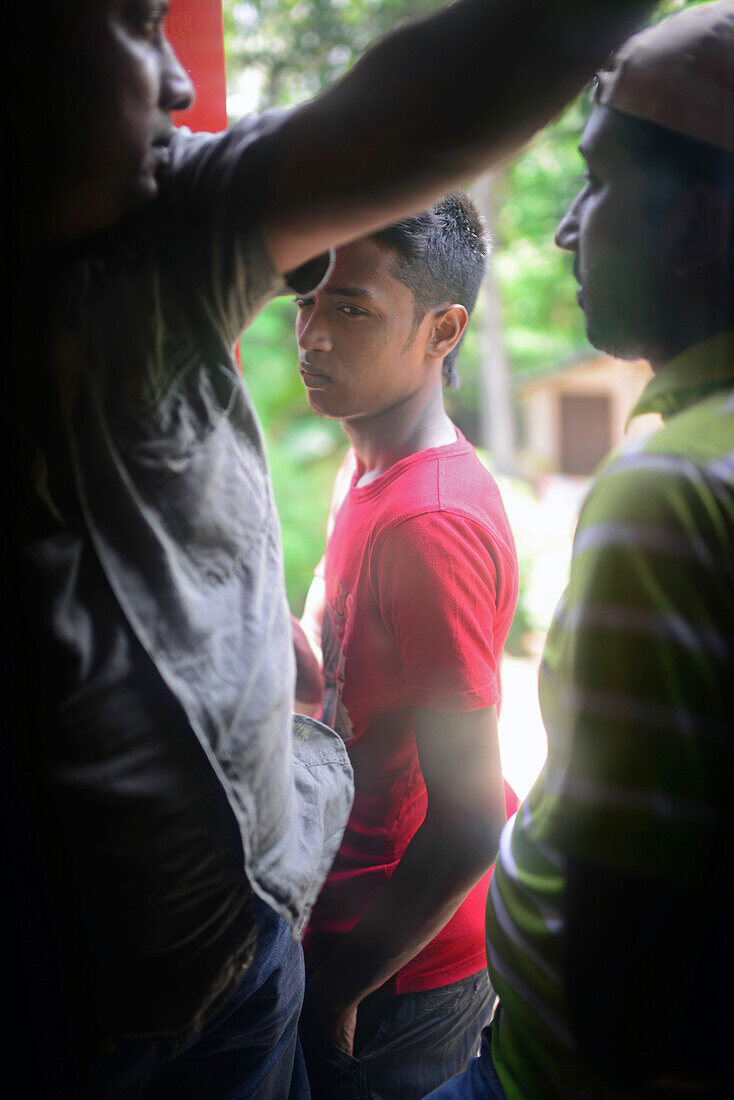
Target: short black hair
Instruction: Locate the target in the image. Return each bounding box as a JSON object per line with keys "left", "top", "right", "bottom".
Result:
{"left": 374, "top": 191, "right": 488, "bottom": 387}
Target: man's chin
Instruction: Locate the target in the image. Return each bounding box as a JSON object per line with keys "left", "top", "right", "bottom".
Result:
{"left": 585, "top": 315, "right": 638, "bottom": 362}
{"left": 130, "top": 145, "right": 173, "bottom": 206}
{"left": 305, "top": 394, "right": 340, "bottom": 420}
{"left": 130, "top": 169, "right": 161, "bottom": 207}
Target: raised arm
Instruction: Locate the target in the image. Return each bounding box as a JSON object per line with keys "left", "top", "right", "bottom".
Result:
{"left": 265, "top": 0, "right": 657, "bottom": 273}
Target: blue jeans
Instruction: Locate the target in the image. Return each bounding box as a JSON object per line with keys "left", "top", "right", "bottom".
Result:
{"left": 83, "top": 897, "right": 309, "bottom": 1099}
{"left": 422, "top": 1023, "right": 505, "bottom": 1099}
{"left": 301, "top": 969, "right": 494, "bottom": 1100}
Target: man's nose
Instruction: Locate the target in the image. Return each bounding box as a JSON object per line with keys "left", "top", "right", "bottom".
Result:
{"left": 555, "top": 199, "right": 580, "bottom": 252}
{"left": 298, "top": 307, "right": 333, "bottom": 352}
{"left": 160, "top": 38, "right": 196, "bottom": 114}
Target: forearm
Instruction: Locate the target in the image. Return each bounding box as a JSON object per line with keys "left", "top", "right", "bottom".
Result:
{"left": 314, "top": 808, "right": 502, "bottom": 1008}
{"left": 299, "top": 576, "right": 325, "bottom": 665}
{"left": 267, "top": 0, "right": 657, "bottom": 270}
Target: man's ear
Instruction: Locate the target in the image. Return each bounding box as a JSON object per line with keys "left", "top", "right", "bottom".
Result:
{"left": 671, "top": 182, "right": 733, "bottom": 277}
{"left": 426, "top": 304, "right": 469, "bottom": 360}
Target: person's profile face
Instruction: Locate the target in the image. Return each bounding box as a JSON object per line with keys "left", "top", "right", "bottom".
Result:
{"left": 43, "top": 0, "right": 194, "bottom": 239}
{"left": 555, "top": 106, "right": 674, "bottom": 364}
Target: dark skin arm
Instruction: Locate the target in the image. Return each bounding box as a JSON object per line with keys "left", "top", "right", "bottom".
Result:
{"left": 266, "top": 0, "right": 657, "bottom": 274}
{"left": 305, "top": 704, "right": 505, "bottom": 1054}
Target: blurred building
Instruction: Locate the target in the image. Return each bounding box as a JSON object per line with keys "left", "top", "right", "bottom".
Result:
{"left": 515, "top": 353, "right": 658, "bottom": 477}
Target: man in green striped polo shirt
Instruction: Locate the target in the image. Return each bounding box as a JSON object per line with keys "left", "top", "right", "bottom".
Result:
{"left": 427, "top": 3, "right": 734, "bottom": 1097}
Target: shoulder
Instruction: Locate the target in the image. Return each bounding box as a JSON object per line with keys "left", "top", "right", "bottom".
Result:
{"left": 117, "top": 111, "right": 300, "bottom": 345}
{"left": 380, "top": 442, "right": 516, "bottom": 563}
{"left": 579, "top": 411, "right": 733, "bottom": 548}
{"left": 567, "top": 419, "right": 734, "bottom": 621}
{"left": 437, "top": 442, "right": 514, "bottom": 534}
{"left": 149, "top": 111, "right": 291, "bottom": 274}
{"left": 370, "top": 439, "right": 508, "bottom": 524}
{"left": 162, "top": 111, "right": 290, "bottom": 196}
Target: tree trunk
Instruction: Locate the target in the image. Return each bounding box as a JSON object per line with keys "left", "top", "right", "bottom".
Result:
{"left": 473, "top": 170, "right": 515, "bottom": 474}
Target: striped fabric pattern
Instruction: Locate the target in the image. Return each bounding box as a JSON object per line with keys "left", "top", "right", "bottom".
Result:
{"left": 486, "top": 333, "right": 734, "bottom": 1098}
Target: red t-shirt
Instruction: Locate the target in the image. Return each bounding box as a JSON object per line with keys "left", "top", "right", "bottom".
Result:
{"left": 303, "top": 432, "right": 519, "bottom": 992}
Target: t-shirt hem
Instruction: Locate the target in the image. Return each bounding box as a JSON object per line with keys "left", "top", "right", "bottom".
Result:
{"left": 385, "top": 949, "right": 489, "bottom": 994}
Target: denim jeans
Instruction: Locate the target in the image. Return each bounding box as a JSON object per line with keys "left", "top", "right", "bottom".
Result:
{"left": 422, "top": 1024, "right": 505, "bottom": 1099}
{"left": 83, "top": 897, "right": 309, "bottom": 1099}
{"left": 301, "top": 969, "right": 494, "bottom": 1100}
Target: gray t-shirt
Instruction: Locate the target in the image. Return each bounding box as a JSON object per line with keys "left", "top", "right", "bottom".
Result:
{"left": 17, "top": 113, "right": 352, "bottom": 1041}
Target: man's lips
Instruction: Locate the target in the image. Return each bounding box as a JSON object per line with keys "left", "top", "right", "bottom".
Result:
{"left": 299, "top": 363, "right": 332, "bottom": 388}
{"left": 149, "top": 127, "right": 176, "bottom": 169}
{"left": 151, "top": 145, "right": 171, "bottom": 170}
{"left": 154, "top": 124, "right": 176, "bottom": 149}
{"left": 572, "top": 263, "right": 585, "bottom": 309}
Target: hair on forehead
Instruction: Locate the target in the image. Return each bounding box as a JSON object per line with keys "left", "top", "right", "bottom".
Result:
{"left": 374, "top": 191, "right": 488, "bottom": 387}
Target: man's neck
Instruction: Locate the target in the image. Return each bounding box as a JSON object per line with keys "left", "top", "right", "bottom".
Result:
{"left": 648, "top": 324, "right": 732, "bottom": 375}
{"left": 648, "top": 279, "right": 734, "bottom": 374}
{"left": 344, "top": 384, "right": 456, "bottom": 487}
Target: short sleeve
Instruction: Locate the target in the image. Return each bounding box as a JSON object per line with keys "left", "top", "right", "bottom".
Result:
{"left": 157, "top": 112, "right": 331, "bottom": 345}
{"left": 374, "top": 512, "right": 501, "bottom": 712}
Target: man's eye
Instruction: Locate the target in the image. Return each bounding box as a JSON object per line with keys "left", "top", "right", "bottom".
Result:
{"left": 142, "top": 18, "right": 163, "bottom": 40}
{"left": 294, "top": 298, "right": 314, "bottom": 309}
{"left": 126, "top": 3, "right": 166, "bottom": 42}
{"left": 338, "top": 305, "right": 367, "bottom": 317}
{"left": 578, "top": 170, "right": 600, "bottom": 189}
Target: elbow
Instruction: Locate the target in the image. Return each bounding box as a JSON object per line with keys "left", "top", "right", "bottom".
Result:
{"left": 427, "top": 804, "right": 504, "bottom": 877}
{"left": 469, "top": 810, "right": 504, "bottom": 871}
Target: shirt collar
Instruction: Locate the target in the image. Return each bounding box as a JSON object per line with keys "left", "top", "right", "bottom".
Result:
{"left": 631, "top": 331, "right": 734, "bottom": 421}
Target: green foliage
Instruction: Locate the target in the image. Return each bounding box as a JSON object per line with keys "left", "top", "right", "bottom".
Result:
{"left": 496, "top": 101, "right": 590, "bottom": 371}
{"left": 241, "top": 298, "right": 304, "bottom": 431}
{"left": 224, "top": 0, "right": 440, "bottom": 107}
{"left": 267, "top": 434, "right": 345, "bottom": 613}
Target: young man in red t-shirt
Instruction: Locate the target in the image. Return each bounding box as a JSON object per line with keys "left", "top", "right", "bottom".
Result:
{"left": 294, "top": 193, "right": 519, "bottom": 1099}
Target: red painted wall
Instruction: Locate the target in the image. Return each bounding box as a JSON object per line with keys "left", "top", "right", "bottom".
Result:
{"left": 167, "top": 1, "right": 227, "bottom": 133}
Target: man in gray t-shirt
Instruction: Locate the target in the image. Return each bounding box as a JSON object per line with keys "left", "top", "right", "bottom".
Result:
{"left": 5, "top": 1, "right": 656, "bottom": 1096}
{"left": 15, "top": 113, "right": 352, "bottom": 1067}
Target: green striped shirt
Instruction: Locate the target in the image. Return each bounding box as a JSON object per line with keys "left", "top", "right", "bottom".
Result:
{"left": 486, "top": 332, "right": 734, "bottom": 1098}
